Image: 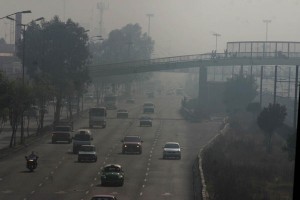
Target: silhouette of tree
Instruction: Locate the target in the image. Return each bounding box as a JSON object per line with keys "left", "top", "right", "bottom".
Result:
{"left": 257, "top": 103, "right": 287, "bottom": 153}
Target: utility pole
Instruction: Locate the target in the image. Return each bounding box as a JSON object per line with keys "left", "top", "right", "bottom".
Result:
{"left": 263, "top": 19, "right": 271, "bottom": 41}
{"left": 146, "top": 13, "right": 154, "bottom": 36}
{"left": 212, "top": 33, "right": 221, "bottom": 53}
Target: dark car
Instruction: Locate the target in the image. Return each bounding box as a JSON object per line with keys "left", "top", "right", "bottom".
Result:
{"left": 116, "top": 109, "right": 129, "bottom": 118}
{"left": 121, "top": 135, "right": 143, "bottom": 154}
{"left": 140, "top": 116, "right": 152, "bottom": 127}
{"left": 101, "top": 164, "right": 124, "bottom": 186}
{"left": 91, "top": 195, "right": 118, "bottom": 200}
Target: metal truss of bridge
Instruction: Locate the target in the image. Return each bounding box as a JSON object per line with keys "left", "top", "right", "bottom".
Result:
{"left": 88, "top": 41, "right": 300, "bottom": 77}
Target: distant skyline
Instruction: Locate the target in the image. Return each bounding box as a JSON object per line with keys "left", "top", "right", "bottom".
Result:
{"left": 0, "top": 0, "right": 299, "bottom": 57}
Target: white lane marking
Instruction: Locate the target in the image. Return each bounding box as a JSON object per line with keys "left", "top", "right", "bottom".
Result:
{"left": 39, "top": 183, "right": 43, "bottom": 187}
{"left": 145, "top": 173, "right": 148, "bottom": 176}
{"left": 142, "top": 184, "right": 145, "bottom": 188}
{"left": 31, "top": 190, "right": 35, "bottom": 194}
{"left": 1, "top": 190, "right": 13, "bottom": 194}
{"left": 140, "top": 192, "right": 143, "bottom": 196}
{"left": 50, "top": 171, "right": 54, "bottom": 174}
{"left": 147, "top": 168, "right": 150, "bottom": 171}
{"left": 58, "top": 161, "right": 62, "bottom": 164}
{"left": 85, "top": 190, "right": 89, "bottom": 194}
{"left": 144, "top": 178, "right": 147, "bottom": 182}
{"left": 162, "top": 192, "right": 172, "bottom": 196}
{"left": 90, "top": 183, "right": 94, "bottom": 187}
{"left": 94, "top": 177, "right": 97, "bottom": 181}
{"left": 0, "top": 178, "right": 3, "bottom": 181}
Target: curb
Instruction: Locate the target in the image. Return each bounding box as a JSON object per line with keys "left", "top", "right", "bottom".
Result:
{"left": 197, "top": 119, "right": 230, "bottom": 200}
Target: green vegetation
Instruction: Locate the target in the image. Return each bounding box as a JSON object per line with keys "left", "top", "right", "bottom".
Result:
{"left": 90, "top": 23, "right": 154, "bottom": 98}
{"left": 257, "top": 103, "right": 287, "bottom": 153}
{"left": 17, "top": 16, "right": 90, "bottom": 122}
{"left": 223, "top": 74, "right": 257, "bottom": 115}
{"left": 202, "top": 123, "right": 294, "bottom": 200}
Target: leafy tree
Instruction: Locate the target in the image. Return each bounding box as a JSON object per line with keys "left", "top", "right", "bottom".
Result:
{"left": 17, "top": 16, "right": 90, "bottom": 122}
{"left": 223, "top": 74, "right": 257, "bottom": 115}
{"left": 0, "top": 72, "right": 10, "bottom": 133}
{"left": 282, "top": 132, "right": 296, "bottom": 161}
{"left": 6, "top": 80, "right": 34, "bottom": 146}
{"left": 257, "top": 103, "right": 287, "bottom": 153}
{"left": 90, "top": 23, "right": 154, "bottom": 97}
{"left": 246, "top": 102, "right": 261, "bottom": 121}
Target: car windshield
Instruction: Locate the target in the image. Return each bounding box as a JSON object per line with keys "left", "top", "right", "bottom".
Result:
{"left": 165, "top": 143, "right": 180, "bottom": 149}
{"left": 74, "top": 132, "right": 91, "bottom": 141}
{"left": 0, "top": 1, "right": 297, "bottom": 200}
{"left": 124, "top": 136, "right": 141, "bottom": 142}
{"left": 103, "top": 166, "right": 121, "bottom": 173}
{"left": 79, "top": 146, "right": 95, "bottom": 152}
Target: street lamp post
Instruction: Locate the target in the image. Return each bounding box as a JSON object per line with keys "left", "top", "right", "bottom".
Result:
{"left": 263, "top": 19, "right": 271, "bottom": 41}
{"left": 146, "top": 14, "right": 154, "bottom": 37}
{"left": 6, "top": 16, "right": 44, "bottom": 144}
{"left": 0, "top": 10, "right": 31, "bottom": 20}
{"left": 212, "top": 33, "right": 221, "bottom": 53}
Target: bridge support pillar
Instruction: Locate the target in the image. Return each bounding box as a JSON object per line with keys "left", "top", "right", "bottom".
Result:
{"left": 198, "top": 66, "right": 208, "bottom": 107}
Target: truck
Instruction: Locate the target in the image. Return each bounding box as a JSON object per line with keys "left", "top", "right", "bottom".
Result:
{"left": 143, "top": 102, "right": 155, "bottom": 113}
{"left": 89, "top": 107, "right": 107, "bottom": 128}
{"left": 51, "top": 120, "right": 74, "bottom": 144}
{"left": 104, "top": 95, "right": 117, "bottom": 110}
{"left": 73, "top": 129, "right": 93, "bottom": 154}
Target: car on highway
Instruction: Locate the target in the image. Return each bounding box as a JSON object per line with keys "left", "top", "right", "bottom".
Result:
{"left": 143, "top": 102, "right": 155, "bottom": 113}
{"left": 139, "top": 115, "right": 152, "bottom": 127}
{"left": 126, "top": 98, "right": 135, "bottom": 104}
{"left": 116, "top": 109, "right": 129, "bottom": 118}
{"left": 121, "top": 135, "right": 143, "bottom": 154}
{"left": 90, "top": 195, "right": 118, "bottom": 200}
{"left": 163, "top": 142, "right": 182, "bottom": 159}
{"left": 101, "top": 164, "right": 124, "bottom": 186}
{"left": 78, "top": 145, "right": 97, "bottom": 162}
{"left": 72, "top": 129, "right": 93, "bottom": 154}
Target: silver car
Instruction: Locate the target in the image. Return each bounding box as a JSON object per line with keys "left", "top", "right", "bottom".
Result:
{"left": 163, "top": 142, "right": 181, "bottom": 159}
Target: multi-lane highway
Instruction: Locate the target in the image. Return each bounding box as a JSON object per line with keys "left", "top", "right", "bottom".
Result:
{"left": 0, "top": 94, "right": 221, "bottom": 200}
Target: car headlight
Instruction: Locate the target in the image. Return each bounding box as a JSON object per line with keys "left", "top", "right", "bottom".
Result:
{"left": 101, "top": 175, "right": 106, "bottom": 179}
{"left": 124, "top": 145, "right": 127, "bottom": 148}
{"left": 119, "top": 175, "right": 123, "bottom": 179}
{"left": 136, "top": 145, "right": 140, "bottom": 148}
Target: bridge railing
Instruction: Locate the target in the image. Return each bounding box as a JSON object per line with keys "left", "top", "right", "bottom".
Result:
{"left": 89, "top": 50, "right": 300, "bottom": 72}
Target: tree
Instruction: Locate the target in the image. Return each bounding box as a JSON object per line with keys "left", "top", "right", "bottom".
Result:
{"left": 17, "top": 16, "right": 90, "bottom": 122}
{"left": 90, "top": 23, "right": 154, "bottom": 97}
{"left": 257, "top": 103, "right": 287, "bottom": 153}
{"left": 6, "top": 79, "right": 34, "bottom": 146}
{"left": 223, "top": 74, "right": 257, "bottom": 115}
{"left": 246, "top": 102, "right": 261, "bottom": 121}
{"left": 0, "top": 72, "right": 10, "bottom": 134}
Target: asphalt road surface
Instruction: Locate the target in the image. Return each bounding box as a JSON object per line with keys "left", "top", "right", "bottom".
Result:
{"left": 0, "top": 94, "right": 221, "bottom": 200}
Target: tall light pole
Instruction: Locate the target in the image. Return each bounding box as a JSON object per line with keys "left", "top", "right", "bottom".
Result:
{"left": 146, "top": 13, "right": 154, "bottom": 36}
{"left": 263, "top": 19, "right": 271, "bottom": 41}
{"left": 6, "top": 16, "right": 44, "bottom": 144}
{"left": 212, "top": 33, "right": 221, "bottom": 53}
{"left": 0, "top": 10, "right": 31, "bottom": 20}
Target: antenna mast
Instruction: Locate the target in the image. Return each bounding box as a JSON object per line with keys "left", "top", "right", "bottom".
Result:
{"left": 97, "top": 0, "right": 109, "bottom": 36}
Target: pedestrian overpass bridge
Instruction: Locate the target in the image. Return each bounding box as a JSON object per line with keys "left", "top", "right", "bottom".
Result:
{"left": 88, "top": 41, "right": 300, "bottom": 77}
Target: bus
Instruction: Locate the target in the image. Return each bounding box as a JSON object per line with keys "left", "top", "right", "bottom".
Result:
{"left": 104, "top": 95, "right": 117, "bottom": 110}
{"left": 89, "top": 107, "right": 107, "bottom": 128}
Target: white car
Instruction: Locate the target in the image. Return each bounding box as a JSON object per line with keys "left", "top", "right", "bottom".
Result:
{"left": 78, "top": 145, "right": 97, "bottom": 162}
{"left": 163, "top": 142, "right": 181, "bottom": 159}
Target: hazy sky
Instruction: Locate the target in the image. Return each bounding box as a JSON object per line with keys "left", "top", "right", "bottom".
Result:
{"left": 0, "top": 0, "right": 299, "bottom": 57}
